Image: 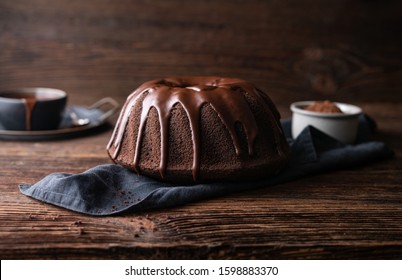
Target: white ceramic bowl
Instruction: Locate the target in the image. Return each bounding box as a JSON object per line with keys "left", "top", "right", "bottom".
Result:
{"left": 290, "top": 101, "right": 362, "bottom": 144}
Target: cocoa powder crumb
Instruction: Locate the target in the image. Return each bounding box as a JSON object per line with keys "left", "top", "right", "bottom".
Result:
{"left": 73, "top": 220, "right": 82, "bottom": 226}
{"left": 51, "top": 214, "right": 59, "bottom": 221}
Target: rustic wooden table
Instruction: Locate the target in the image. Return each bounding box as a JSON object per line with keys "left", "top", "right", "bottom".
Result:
{"left": 1, "top": 0, "right": 401, "bottom": 259}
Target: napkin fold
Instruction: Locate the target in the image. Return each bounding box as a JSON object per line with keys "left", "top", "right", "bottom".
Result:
{"left": 19, "top": 115, "right": 393, "bottom": 216}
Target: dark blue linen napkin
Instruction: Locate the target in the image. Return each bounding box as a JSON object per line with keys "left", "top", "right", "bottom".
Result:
{"left": 19, "top": 115, "right": 393, "bottom": 216}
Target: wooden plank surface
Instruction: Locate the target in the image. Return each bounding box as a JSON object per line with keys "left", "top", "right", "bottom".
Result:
{"left": 1, "top": 0, "right": 402, "bottom": 259}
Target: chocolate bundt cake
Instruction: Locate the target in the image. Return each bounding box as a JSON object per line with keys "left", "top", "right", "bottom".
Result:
{"left": 107, "top": 77, "right": 289, "bottom": 183}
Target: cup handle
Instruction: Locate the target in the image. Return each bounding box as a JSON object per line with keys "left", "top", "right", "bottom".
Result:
{"left": 88, "top": 97, "right": 120, "bottom": 122}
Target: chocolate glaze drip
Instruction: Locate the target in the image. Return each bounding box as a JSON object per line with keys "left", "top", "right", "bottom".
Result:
{"left": 22, "top": 97, "right": 37, "bottom": 131}
{"left": 107, "top": 77, "right": 285, "bottom": 181}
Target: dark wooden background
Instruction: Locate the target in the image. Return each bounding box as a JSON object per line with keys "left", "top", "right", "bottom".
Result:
{"left": 1, "top": 0, "right": 402, "bottom": 259}
{"left": 2, "top": 0, "right": 401, "bottom": 107}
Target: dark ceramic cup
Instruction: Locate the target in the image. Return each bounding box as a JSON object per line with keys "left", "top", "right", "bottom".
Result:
{"left": 0, "top": 88, "right": 67, "bottom": 131}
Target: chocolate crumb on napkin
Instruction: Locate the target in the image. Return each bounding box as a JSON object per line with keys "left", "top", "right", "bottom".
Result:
{"left": 19, "top": 115, "right": 393, "bottom": 216}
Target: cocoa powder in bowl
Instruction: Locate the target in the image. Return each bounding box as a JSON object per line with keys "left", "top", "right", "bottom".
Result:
{"left": 290, "top": 100, "right": 362, "bottom": 144}
{"left": 304, "top": 100, "right": 343, "bottom": 113}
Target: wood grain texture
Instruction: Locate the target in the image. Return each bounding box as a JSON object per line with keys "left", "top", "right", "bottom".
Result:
{"left": 1, "top": 0, "right": 402, "bottom": 259}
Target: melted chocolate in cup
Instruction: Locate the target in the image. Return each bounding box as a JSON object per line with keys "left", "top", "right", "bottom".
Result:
{"left": 0, "top": 88, "right": 67, "bottom": 131}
